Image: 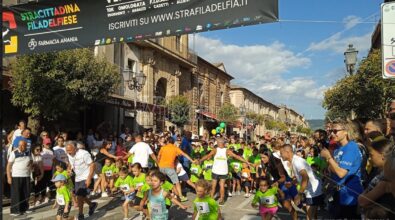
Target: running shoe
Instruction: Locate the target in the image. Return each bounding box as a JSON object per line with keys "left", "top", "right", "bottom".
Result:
{"left": 88, "top": 202, "right": 98, "bottom": 216}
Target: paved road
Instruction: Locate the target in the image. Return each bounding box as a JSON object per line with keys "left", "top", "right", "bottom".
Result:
{"left": 2, "top": 192, "right": 329, "bottom": 220}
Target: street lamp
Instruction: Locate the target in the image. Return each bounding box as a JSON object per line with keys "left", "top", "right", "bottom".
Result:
{"left": 344, "top": 44, "right": 358, "bottom": 75}
{"left": 239, "top": 105, "right": 247, "bottom": 142}
{"left": 123, "top": 69, "right": 146, "bottom": 131}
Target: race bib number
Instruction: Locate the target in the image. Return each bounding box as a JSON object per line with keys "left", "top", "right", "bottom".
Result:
{"left": 151, "top": 202, "right": 163, "bottom": 215}
{"left": 120, "top": 184, "right": 130, "bottom": 192}
{"left": 260, "top": 196, "right": 275, "bottom": 205}
{"left": 105, "top": 170, "right": 113, "bottom": 177}
{"left": 242, "top": 172, "right": 249, "bottom": 178}
{"left": 233, "top": 163, "right": 240, "bottom": 169}
{"left": 135, "top": 182, "right": 144, "bottom": 187}
{"left": 205, "top": 164, "right": 213, "bottom": 170}
{"left": 195, "top": 202, "right": 210, "bottom": 214}
{"left": 191, "top": 168, "right": 199, "bottom": 174}
{"left": 57, "top": 194, "right": 65, "bottom": 206}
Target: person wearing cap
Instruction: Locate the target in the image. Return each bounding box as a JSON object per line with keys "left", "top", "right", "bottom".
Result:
{"left": 40, "top": 137, "right": 56, "bottom": 202}
{"left": 52, "top": 174, "right": 72, "bottom": 220}
{"left": 7, "top": 140, "right": 33, "bottom": 216}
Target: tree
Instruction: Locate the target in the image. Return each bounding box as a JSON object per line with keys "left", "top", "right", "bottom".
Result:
{"left": 323, "top": 49, "right": 395, "bottom": 120}
{"left": 246, "top": 112, "right": 265, "bottom": 126}
{"left": 10, "top": 48, "right": 121, "bottom": 134}
{"left": 265, "top": 119, "right": 288, "bottom": 131}
{"left": 166, "top": 95, "right": 191, "bottom": 128}
{"left": 217, "top": 103, "right": 239, "bottom": 124}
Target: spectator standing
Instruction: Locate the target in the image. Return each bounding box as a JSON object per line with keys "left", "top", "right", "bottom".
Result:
{"left": 10, "top": 120, "right": 26, "bottom": 146}
{"left": 123, "top": 135, "right": 158, "bottom": 172}
{"left": 53, "top": 136, "right": 68, "bottom": 164}
{"left": 7, "top": 140, "right": 33, "bottom": 216}
{"left": 320, "top": 120, "right": 363, "bottom": 219}
{"left": 12, "top": 128, "right": 32, "bottom": 152}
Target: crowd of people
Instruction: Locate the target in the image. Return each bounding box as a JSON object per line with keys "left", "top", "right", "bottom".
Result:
{"left": 2, "top": 100, "right": 395, "bottom": 220}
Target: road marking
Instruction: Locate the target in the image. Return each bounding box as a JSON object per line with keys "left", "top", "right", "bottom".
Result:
{"left": 236, "top": 196, "right": 253, "bottom": 209}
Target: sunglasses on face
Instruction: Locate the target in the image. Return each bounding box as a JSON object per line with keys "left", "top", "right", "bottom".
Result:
{"left": 329, "top": 129, "right": 345, "bottom": 134}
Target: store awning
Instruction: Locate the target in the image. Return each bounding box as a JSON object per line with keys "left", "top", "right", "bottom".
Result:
{"left": 106, "top": 94, "right": 168, "bottom": 115}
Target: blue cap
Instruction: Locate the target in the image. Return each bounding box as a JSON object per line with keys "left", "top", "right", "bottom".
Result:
{"left": 51, "top": 174, "right": 67, "bottom": 182}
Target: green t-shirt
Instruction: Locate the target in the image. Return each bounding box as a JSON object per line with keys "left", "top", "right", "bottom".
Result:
{"left": 115, "top": 175, "right": 134, "bottom": 192}
{"left": 54, "top": 170, "right": 73, "bottom": 190}
{"left": 162, "top": 181, "right": 173, "bottom": 206}
{"left": 193, "top": 196, "right": 219, "bottom": 220}
{"left": 248, "top": 155, "right": 261, "bottom": 174}
{"left": 203, "top": 160, "right": 214, "bottom": 181}
{"left": 229, "top": 159, "right": 242, "bottom": 173}
{"left": 139, "top": 183, "right": 151, "bottom": 199}
{"left": 132, "top": 173, "right": 146, "bottom": 198}
{"left": 252, "top": 187, "right": 279, "bottom": 208}
{"left": 243, "top": 148, "right": 253, "bottom": 160}
{"left": 190, "top": 164, "right": 202, "bottom": 183}
{"left": 56, "top": 185, "right": 71, "bottom": 206}
{"left": 228, "top": 143, "right": 241, "bottom": 151}
{"left": 102, "top": 164, "right": 117, "bottom": 177}
{"left": 113, "top": 166, "right": 120, "bottom": 174}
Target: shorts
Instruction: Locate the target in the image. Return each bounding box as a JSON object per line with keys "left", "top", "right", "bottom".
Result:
{"left": 75, "top": 180, "right": 89, "bottom": 197}
{"left": 212, "top": 173, "right": 228, "bottom": 180}
{"left": 231, "top": 172, "right": 241, "bottom": 180}
{"left": 242, "top": 181, "right": 251, "bottom": 188}
{"left": 160, "top": 168, "right": 179, "bottom": 184}
{"left": 259, "top": 206, "right": 278, "bottom": 216}
{"left": 280, "top": 183, "right": 298, "bottom": 201}
{"left": 133, "top": 197, "right": 142, "bottom": 206}
{"left": 94, "top": 162, "right": 103, "bottom": 175}
{"left": 178, "top": 173, "right": 190, "bottom": 182}
{"left": 57, "top": 203, "right": 72, "bottom": 218}
{"left": 304, "top": 194, "right": 324, "bottom": 206}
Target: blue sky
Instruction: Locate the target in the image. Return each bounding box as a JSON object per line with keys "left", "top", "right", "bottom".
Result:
{"left": 190, "top": 0, "right": 380, "bottom": 119}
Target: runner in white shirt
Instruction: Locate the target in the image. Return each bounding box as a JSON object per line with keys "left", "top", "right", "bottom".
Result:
{"left": 65, "top": 141, "right": 97, "bottom": 220}
{"left": 280, "top": 144, "right": 323, "bottom": 220}
{"left": 199, "top": 138, "right": 250, "bottom": 206}
{"left": 123, "top": 135, "right": 158, "bottom": 170}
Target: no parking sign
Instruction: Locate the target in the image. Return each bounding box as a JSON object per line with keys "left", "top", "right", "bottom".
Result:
{"left": 382, "top": 2, "right": 395, "bottom": 79}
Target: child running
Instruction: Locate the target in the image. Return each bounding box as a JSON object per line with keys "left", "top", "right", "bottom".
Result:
{"left": 252, "top": 178, "right": 284, "bottom": 220}
{"left": 140, "top": 171, "right": 188, "bottom": 220}
{"left": 193, "top": 179, "right": 221, "bottom": 220}
{"left": 53, "top": 161, "right": 77, "bottom": 208}
{"left": 52, "top": 174, "right": 72, "bottom": 220}
{"left": 113, "top": 166, "right": 135, "bottom": 220}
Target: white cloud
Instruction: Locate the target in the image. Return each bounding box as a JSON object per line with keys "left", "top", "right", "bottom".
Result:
{"left": 191, "top": 35, "right": 327, "bottom": 117}
{"left": 307, "top": 32, "right": 371, "bottom": 53}
{"left": 343, "top": 15, "right": 362, "bottom": 30}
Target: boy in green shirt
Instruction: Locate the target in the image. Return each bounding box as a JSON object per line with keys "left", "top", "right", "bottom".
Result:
{"left": 229, "top": 150, "right": 243, "bottom": 196}
{"left": 52, "top": 174, "right": 72, "bottom": 220}
{"left": 202, "top": 156, "right": 214, "bottom": 181}
{"left": 193, "top": 179, "right": 221, "bottom": 220}
{"left": 190, "top": 154, "right": 203, "bottom": 183}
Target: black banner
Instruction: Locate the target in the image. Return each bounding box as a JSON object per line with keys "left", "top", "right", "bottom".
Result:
{"left": 2, "top": 0, "right": 278, "bottom": 56}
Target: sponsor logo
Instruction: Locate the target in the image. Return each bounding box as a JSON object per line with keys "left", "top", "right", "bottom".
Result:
{"left": 3, "top": 11, "right": 18, "bottom": 54}
{"left": 28, "top": 38, "right": 38, "bottom": 50}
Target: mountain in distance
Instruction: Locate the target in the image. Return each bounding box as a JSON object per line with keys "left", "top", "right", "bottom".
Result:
{"left": 307, "top": 119, "right": 325, "bottom": 131}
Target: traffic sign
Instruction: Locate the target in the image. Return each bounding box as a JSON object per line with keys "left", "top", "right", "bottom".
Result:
{"left": 382, "top": 2, "right": 395, "bottom": 78}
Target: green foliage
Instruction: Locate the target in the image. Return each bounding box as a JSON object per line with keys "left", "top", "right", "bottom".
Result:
{"left": 323, "top": 49, "right": 395, "bottom": 120}
{"left": 217, "top": 103, "right": 239, "bottom": 124}
{"left": 246, "top": 112, "right": 265, "bottom": 125}
{"left": 10, "top": 48, "right": 121, "bottom": 121}
{"left": 166, "top": 95, "right": 191, "bottom": 127}
{"left": 297, "top": 125, "right": 312, "bottom": 135}
{"left": 265, "top": 120, "right": 288, "bottom": 131}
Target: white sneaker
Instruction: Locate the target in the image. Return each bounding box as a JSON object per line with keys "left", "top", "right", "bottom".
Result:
{"left": 244, "top": 193, "right": 250, "bottom": 198}
{"left": 35, "top": 201, "right": 41, "bottom": 207}
{"left": 228, "top": 192, "right": 232, "bottom": 197}
{"left": 101, "top": 192, "right": 108, "bottom": 198}
{"left": 44, "top": 198, "right": 49, "bottom": 203}
{"left": 90, "top": 191, "right": 96, "bottom": 196}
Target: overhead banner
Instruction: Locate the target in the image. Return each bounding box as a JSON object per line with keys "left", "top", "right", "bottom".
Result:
{"left": 2, "top": 0, "right": 278, "bottom": 56}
